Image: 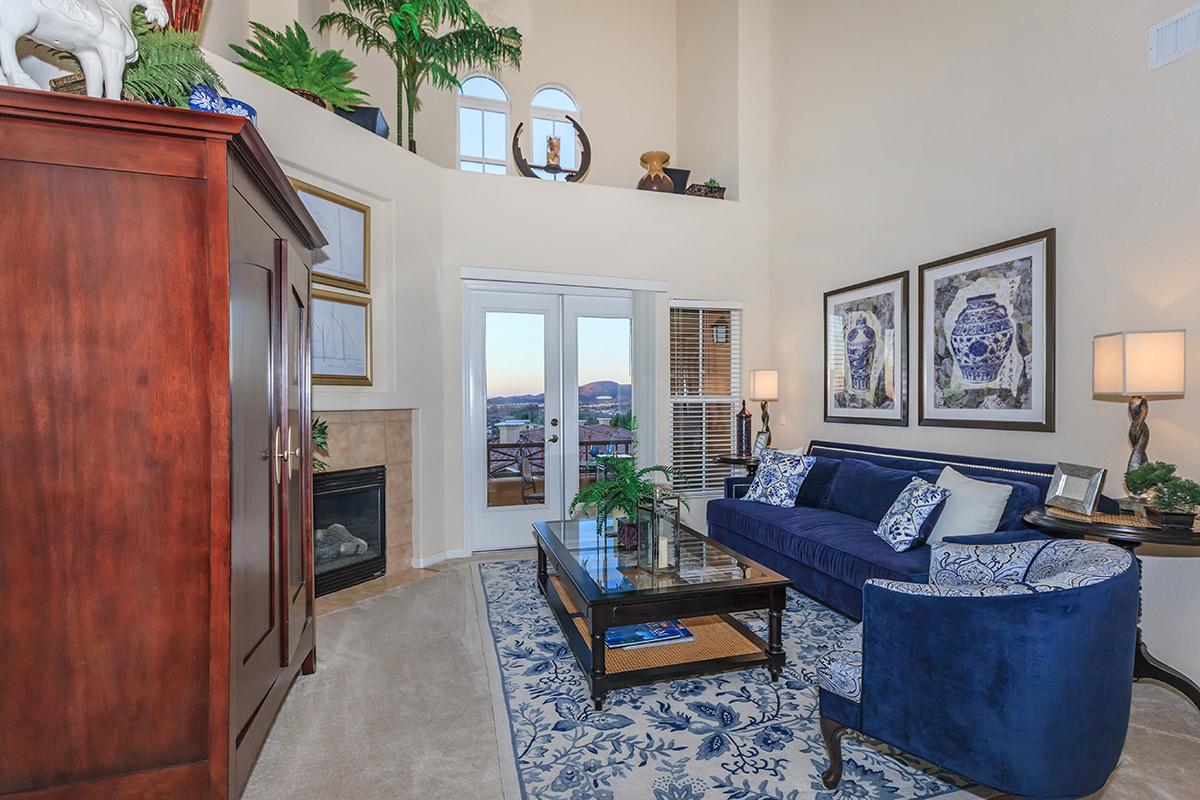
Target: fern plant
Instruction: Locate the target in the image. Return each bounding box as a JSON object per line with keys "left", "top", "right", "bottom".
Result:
{"left": 120, "top": 9, "right": 225, "bottom": 107}
{"left": 568, "top": 417, "right": 686, "bottom": 525}
{"left": 312, "top": 417, "right": 330, "bottom": 471}
{"left": 230, "top": 22, "right": 369, "bottom": 111}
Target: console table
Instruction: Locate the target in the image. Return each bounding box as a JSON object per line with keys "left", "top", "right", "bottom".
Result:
{"left": 1024, "top": 507, "right": 1200, "bottom": 711}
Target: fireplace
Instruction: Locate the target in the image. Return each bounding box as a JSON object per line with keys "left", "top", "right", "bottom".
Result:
{"left": 313, "top": 466, "right": 386, "bottom": 597}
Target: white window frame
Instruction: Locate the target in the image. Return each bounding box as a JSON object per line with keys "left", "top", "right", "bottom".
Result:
{"left": 530, "top": 84, "right": 581, "bottom": 182}
{"left": 669, "top": 300, "right": 743, "bottom": 497}
{"left": 457, "top": 74, "right": 510, "bottom": 174}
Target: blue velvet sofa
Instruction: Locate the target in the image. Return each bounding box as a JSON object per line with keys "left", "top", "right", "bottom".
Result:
{"left": 816, "top": 538, "right": 1139, "bottom": 799}
{"left": 707, "top": 440, "right": 1077, "bottom": 619}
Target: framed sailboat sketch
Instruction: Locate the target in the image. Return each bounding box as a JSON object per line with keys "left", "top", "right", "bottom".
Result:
{"left": 312, "top": 290, "right": 372, "bottom": 386}
{"left": 824, "top": 271, "right": 908, "bottom": 426}
{"left": 291, "top": 179, "right": 371, "bottom": 293}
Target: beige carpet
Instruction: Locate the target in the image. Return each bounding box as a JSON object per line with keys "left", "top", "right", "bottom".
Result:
{"left": 243, "top": 556, "right": 1200, "bottom": 800}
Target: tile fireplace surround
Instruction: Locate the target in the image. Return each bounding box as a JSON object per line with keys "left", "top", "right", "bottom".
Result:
{"left": 314, "top": 410, "right": 425, "bottom": 614}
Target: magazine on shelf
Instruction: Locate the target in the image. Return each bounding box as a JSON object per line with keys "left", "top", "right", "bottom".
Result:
{"left": 604, "top": 620, "right": 694, "bottom": 649}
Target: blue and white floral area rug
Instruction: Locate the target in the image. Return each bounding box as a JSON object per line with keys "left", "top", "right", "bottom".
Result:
{"left": 475, "top": 560, "right": 987, "bottom": 800}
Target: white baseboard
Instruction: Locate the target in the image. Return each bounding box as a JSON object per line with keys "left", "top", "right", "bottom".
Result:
{"left": 411, "top": 548, "right": 471, "bottom": 569}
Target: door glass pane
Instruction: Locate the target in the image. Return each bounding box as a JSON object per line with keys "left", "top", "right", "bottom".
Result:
{"left": 486, "top": 312, "right": 545, "bottom": 507}
{"left": 576, "top": 316, "right": 632, "bottom": 491}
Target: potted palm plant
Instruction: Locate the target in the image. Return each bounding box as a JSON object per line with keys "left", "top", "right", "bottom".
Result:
{"left": 318, "top": 0, "right": 522, "bottom": 151}
{"left": 230, "top": 22, "right": 369, "bottom": 110}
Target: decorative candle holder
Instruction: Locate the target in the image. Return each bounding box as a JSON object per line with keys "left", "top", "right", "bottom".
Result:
{"left": 637, "top": 492, "right": 681, "bottom": 574}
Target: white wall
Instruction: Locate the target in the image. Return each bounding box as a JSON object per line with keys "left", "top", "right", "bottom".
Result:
{"left": 676, "top": 0, "right": 740, "bottom": 198}
{"left": 204, "top": 0, "right": 771, "bottom": 565}
{"left": 207, "top": 0, "right": 682, "bottom": 186}
{"left": 768, "top": 0, "right": 1200, "bottom": 681}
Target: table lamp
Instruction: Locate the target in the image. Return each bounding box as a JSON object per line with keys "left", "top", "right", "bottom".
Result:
{"left": 749, "top": 369, "right": 779, "bottom": 447}
{"left": 1093, "top": 330, "right": 1186, "bottom": 473}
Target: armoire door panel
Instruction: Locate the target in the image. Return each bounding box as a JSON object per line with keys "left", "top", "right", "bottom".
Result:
{"left": 0, "top": 160, "right": 211, "bottom": 792}
{"left": 282, "top": 241, "right": 311, "bottom": 664}
{"left": 229, "top": 191, "right": 284, "bottom": 736}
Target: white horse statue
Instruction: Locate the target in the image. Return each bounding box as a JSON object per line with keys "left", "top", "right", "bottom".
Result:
{"left": 0, "top": 0, "right": 170, "bottom": 99}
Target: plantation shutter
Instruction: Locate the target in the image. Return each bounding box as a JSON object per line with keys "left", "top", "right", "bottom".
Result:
{"left": 669, "top": 303, "right": 742, "bottom": 495}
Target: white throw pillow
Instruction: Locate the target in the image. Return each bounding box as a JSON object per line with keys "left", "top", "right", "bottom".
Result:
{"left": 926, "top": 466, "right": 1013, "bottom": 543}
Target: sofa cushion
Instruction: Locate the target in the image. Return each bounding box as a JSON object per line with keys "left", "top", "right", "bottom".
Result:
{"left": 744, "top": 450, "right": 815, "bottom": 506}
{"left": 926, "top": 467, "right": 1012, "bottom": 543}
{"left": 918, "top": 469, "right": 1041, "bottom": 531}
{"left": 707, "top": 500, "right": 931, "bottom": 587}
{"left": 824, "top": 459, "right": 919, "bottom": 523}
{"left": 796, "top": 455, "right": 842, "bottom": 508}
{"left": 873, "top": 477, "right": 950, "bottom": 552}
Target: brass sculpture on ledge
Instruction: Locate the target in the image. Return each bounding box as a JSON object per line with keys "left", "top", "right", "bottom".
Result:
{"left": 512, "top": 114, "right": 592, "bottom": 182}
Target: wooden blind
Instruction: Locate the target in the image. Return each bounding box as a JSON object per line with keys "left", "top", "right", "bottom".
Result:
{"left": 669, "top": 305, "right": 741, "bottom": 495}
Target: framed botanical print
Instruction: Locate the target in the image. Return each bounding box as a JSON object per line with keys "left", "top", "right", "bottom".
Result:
{"left": 312, "top": 290, "right": 372, "bottom": 386}
{"left": 824, "top": 271, "right": 908, "bottom": 426}
{"left": 290, "top": 179, "right": 371, "bottom": 293}
{"left": 919, "top": 229, "right": 1055, "bottom": 431}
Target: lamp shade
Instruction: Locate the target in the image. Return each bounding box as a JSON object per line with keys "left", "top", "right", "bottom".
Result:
{"left": 749, "top": 369, "right": 779, "bottom": 402}
{"left": 1093, "top": 330, "right": 1186, "bottom": 397}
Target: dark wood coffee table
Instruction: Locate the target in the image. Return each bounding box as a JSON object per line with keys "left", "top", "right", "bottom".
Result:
{"left": 533, "top": 519, "right": 790, "bottom": 710}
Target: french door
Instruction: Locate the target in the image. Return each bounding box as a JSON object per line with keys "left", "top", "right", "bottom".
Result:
{"left": 465, "top": 284, "right": 634, "bottom": 551}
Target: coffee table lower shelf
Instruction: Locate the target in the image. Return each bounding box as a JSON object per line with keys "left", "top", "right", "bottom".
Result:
{"left": 546, "top": 575, "right": 776, "bottom": 709}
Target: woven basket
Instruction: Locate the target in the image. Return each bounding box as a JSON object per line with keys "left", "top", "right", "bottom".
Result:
{"left": 48, "top": 73, "right": 87, "bottom": 96}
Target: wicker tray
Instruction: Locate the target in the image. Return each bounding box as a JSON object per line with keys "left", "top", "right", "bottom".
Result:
{"left": 1046, "top": 506, "right": 1200, "bottom": 533}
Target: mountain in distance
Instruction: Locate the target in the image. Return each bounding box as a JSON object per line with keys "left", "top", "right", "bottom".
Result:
{"left": 487, "top": 381, "right": 631, "bottom": 405}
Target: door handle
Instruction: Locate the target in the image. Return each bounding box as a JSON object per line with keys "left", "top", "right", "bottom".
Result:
{"left": 284, "top": 425, "right": 301, "bottom": 474}
{"left": 548, "top": 434, "right": 559, "bottom": 444}
{"left": 273, "top": 426, "right": 284, "bottom": 485}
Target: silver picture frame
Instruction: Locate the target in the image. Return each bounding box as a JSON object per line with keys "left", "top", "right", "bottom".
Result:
{"left": 1045, "top": 463, "right": 1106, "bottom": 516}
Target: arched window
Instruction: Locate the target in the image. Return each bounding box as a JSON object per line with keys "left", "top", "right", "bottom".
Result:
{"left": 530, "top": 86, "right": 580, "bottom": 182}
{"left": 458, "top": 76, "right": 509, "bottom": 174}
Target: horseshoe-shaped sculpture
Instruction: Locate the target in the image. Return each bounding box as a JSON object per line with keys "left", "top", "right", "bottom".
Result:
{"left": 512, "top": 114, "right": 592, "bottom": 183}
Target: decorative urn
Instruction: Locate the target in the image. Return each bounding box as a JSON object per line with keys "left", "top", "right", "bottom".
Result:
{"left": 950, "top": 293, "right": 1015, "bottom": 384}
{"left": 844, "top": 317, "right": 877, "bottom": 392}
{"left": 637, "top": 151, "right": 675, "bottom": 192}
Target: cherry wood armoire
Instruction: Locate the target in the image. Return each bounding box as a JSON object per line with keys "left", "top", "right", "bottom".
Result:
{"left": 0, "top": 88, "right": 326, "bottom": 799}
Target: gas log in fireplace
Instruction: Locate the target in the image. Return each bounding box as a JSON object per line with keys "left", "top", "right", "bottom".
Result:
{"left": 313, "top": 466, "right": 386, "bottom": 597}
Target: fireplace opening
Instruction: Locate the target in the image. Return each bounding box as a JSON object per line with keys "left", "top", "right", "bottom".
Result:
{"left": 313, "top": 466, "right": 386, "bottom": 597}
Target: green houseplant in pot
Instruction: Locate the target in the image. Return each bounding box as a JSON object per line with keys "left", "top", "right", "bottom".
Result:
{"left": 568, "top": 418, "right": 687, "bottom": 551}
{"left": 230, "top": 22, "right": 369, "bottom": 110}
{"left": 1147, "top": 476, "right": 1200, "bottom": 531}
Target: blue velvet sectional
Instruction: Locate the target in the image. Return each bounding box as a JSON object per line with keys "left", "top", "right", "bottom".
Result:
{"left": 707, "top": 440, "right": 1076, "bottom": 619}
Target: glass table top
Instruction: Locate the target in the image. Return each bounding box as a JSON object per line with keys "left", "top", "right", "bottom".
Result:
{"left": 538, "top": 518, "right": 775, "bottom": 595}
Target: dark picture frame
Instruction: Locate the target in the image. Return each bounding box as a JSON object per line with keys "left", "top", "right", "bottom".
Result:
{"left": 823, "top": 271, "right": 909, "bottom": 426}
{"left": 918, "top": 229, "right": 1055, "bottom": 432}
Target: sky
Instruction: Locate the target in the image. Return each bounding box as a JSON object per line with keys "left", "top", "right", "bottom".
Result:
{"left": 485, "top": 312, "right": 631, "bottom": 398}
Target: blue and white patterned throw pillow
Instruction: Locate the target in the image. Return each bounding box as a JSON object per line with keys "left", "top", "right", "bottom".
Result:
{"left": 744, "top": 450, "right": 816, "bottom": 507}
{"left": 873, "top": 477, "right": 952, "bottom": 552}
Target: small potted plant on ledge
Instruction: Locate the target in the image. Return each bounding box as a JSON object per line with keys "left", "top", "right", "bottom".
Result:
{"left": 230, "top": 22, "right": 369, "bottom": 111}
{"left": 686, "top": 177, "right": 727, "bottom": 199}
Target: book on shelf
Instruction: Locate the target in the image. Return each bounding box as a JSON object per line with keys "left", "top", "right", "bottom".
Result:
{"left": 604, "top": 620, "right": 694, "bottom": 649}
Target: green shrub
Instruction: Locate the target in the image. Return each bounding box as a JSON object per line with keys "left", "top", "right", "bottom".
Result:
{"left": 122, "top": 9, "right": 226, "bottom": 107}
{"left": 230, "top": 22, "right": 369, "bottom": 111}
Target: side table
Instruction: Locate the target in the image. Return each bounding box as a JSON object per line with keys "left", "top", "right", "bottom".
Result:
{"left": 713, "top": 453, "right": 760, "bottom": 478}
{"left": 1024, "top": 506, "right": 1200, "bottom": 711}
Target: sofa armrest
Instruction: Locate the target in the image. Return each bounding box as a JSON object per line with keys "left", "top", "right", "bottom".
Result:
{"left": 724, "top": 476, "right": 752, "bottom": 499}
{"left": 859, "top": 569, "right": 1138, "bottom": 797}
{"left": 941, "top": 527, "right": 1051, "bottom": 545}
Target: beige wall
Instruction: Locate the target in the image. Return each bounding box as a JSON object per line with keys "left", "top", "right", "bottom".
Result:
{"left": 676, "top": 0, "right": 740, "bottom": 198}
{"left": 767, "top": 0, "right": 1200, "bottom": 681}
{"left": 205, "top": 0, "right": 770, "bottom": 566}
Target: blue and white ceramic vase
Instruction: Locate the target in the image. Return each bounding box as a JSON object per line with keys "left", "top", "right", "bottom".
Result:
{"left": 949, "top": 293, "right": 1014, "bottom": 384}
{"left": 188, "top": 86, "right": 258, "bottom": 126}
{"left": 844, "top": 316, "right": 877, "bottom": 392}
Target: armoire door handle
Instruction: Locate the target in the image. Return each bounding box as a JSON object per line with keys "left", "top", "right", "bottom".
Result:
{"left": 273, "top": 426, "right": 285, "bottom": 484}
